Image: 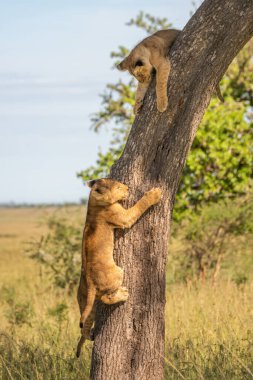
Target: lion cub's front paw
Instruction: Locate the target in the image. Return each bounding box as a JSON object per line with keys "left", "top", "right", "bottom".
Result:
{"left": 134, "top": 101, "right": 142, "bottom": 115}
{"left": 157, "top": 97, "right": 168, "bottom": 113}
{"left": 145, "top": 188, "right": 162, "bottom": 205}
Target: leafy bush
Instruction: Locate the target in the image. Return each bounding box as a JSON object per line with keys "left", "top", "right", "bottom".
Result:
{"left": 169, "top": 189, "right": 253, "bottom": 284}
{"left": 1, "top": 286, "right": 34, "bottom": 328}
{"left": 28, "top": 216, "right": 82, "bottom": 293}
{"left": 48, "top": 302, "right": 68, "bottom": 324}
{"left": 175, "top": 97, "right": 253, "bottom": 220}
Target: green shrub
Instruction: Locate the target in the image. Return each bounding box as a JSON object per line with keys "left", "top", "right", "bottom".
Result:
{"left": 169, "top": 190, "right": 253, "bottom": 283}
{"left": 28, "top": 216, "right": 82, "bottom": 293}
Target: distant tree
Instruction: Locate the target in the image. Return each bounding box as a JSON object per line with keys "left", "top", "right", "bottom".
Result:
{"left": 78, "top": 13, "right": 253, "bottom": 220}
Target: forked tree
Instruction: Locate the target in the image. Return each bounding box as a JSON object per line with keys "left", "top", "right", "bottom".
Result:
{"left": 89, "top": 0, "right": 253, "bottom": 379}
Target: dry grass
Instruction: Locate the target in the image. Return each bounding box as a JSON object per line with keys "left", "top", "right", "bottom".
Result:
{"left": 165, "top": 282, "right": 253, "bottom": 379}
{"left": 0, "top": 206, "right": 252, "bottom": 379}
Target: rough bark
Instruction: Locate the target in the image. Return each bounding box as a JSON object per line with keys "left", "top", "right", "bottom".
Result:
{"left": 90, "top": 1, "right": 253, "bottom": 379}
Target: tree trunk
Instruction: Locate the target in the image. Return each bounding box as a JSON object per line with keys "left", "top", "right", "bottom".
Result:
{"left": 90, "top": 1, "right": 253, "bottom": 379}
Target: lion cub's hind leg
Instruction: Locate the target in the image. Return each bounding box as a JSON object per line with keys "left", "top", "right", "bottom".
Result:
{"left": 151, "top": 54, "right": 171, "bottom": 112}
{"left": 101, "top": 286, "right": 129, "bottom": 305}
{"left": 99, "top": 266, "right": 128, "bottom": 305}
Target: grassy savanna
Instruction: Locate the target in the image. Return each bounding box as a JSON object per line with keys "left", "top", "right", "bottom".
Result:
{"left": 0, "top": 206, "right": 253, "bottom": 379}
{"left": 0, "top": 206, "right": 91, "bottom": 380}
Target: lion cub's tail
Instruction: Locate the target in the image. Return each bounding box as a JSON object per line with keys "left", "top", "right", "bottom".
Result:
{"left": 76, "top": 315, "right": 94, "bottom": 357}
{"left": 79, "top": 283, "right": 96, "bottom": 329}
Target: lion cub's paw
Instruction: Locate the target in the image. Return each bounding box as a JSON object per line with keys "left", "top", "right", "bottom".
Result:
{"left": 145, "top": 188, "right": 162, "bottom": 205}
{"left": 101, "top": 287, "right": 129, "bottom": 305}
{"left": 118, "top": 287, "right": 129, "bottom": 302}
{"left": 157, "top": 97, "right": 168, "bottom": 113}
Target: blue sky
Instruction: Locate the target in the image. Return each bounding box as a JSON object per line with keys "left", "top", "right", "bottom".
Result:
{"left": 0, "top": 0, "right": 193, "bottom": 203}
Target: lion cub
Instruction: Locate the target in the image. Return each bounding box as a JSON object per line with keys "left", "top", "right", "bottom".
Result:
{"left": 76, "top": 178, "right": 161, "bottom": 357}
{"left": 117, "top": 29, "right": 224, "bottom": 114}
{"left": 117, "top": 29, "right": 180, "bottom": 114}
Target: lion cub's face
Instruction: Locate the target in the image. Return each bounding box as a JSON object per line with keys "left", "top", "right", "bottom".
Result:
{"left": 131, "top": 60, "right": 153, "bottom": 83}
{"left": 117, "top": 51, "right": 153, "bottom": 84}
{"left": 88, "top": 178, "right": 129, "bottom": 205}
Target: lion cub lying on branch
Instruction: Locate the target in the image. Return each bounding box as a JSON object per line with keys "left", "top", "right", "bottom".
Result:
{"left": 117, "top": 29, "right": 180, "bottom": 114}
{"left": 76, "top": 178, "right": 161, "bottom": 357}
{"left": 117, "top": 29, "right": 224, "bottom": 114}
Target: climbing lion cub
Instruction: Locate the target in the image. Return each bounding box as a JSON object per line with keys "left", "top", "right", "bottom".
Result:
{"left": 76, "top": 178, "right": 161, "bottom": 357}
{"left": 117, "top": 29, "right": 180, "bottom": 114}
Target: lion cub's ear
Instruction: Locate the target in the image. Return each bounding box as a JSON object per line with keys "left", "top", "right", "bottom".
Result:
{"left": 87, "top": 180, "right": 98, "bottom": 188}
{"left": 117, "top": 57, "right": 130, "bottom": 71}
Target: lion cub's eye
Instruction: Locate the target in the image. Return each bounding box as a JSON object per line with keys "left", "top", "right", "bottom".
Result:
{"left": 135, "top": 60, "right": 143, "bottom": 67}
{"left": 95, "top": 188, "right": 103, "bottom": 194}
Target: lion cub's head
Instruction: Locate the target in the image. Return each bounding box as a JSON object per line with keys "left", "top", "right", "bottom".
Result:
{"left": 117, "top": 47, "right": 153, "bottom": 83}
{"left": 87, "top": 178, "right": 129, "bottom": 205}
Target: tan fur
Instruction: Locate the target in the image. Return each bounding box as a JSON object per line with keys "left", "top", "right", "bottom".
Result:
{"left": 76, "top": 178, "right": 161, "bottom": 357}
{"left": 117, "top": 29, "right": 180, "bottom": 113}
